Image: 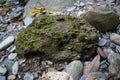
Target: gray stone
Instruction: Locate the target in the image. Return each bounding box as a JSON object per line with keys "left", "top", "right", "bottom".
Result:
{"left": 0, "top": 75, "right": 6, "bottom": 80}
{"left": 110, "top": 33, "right": 120, "bottom": 45}
{"left": 0, "top": 36, "right": 14, "bottom": 50}
{"left": 23, "top": 72, "right": 34, "bottom": 80}
{"left": 3, "top": 59, "right": 14, "bottom": 74}
{"left": 0, "top": 64, "right": 7, "bottom": 75}
{"left": 8, "top": 53, "right": 17, "bottom": 60}
{"left": 103, "top": 48, "right": 120, "bottom": 78}
{"left": 12, "top": 61, "right": 19, "bottom": 75}
{"left": 24, "top": 0, "right": 78, "bottom": 16}
{"left": 82, "top": 7, "right": 120, "bottom": 32}
{"left": 65, "top": 60, "right": 83, "bottom": 80}
{"left": 8, "top": 75, "right": 16, "bottom": 80}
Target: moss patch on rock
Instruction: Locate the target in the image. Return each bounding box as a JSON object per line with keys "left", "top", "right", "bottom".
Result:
{"left": 15, "top": 15, "right": 99, "bottom": 61}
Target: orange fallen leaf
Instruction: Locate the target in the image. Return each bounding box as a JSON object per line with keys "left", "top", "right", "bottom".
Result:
{"left": 36, "top": 7, "right": 46, "bottom": 13}
{"left": 83, "top": 55, "right": 100, "bottom": 74}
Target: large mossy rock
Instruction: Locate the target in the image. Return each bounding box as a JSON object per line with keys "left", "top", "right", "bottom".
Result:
{"left": 82, "top": 8, "right": 120, "bottom": 32}
{"left": 15, "top": 15, "right": 99, "bottom": 61}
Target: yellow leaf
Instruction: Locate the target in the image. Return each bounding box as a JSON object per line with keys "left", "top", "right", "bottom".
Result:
{"left": 49, "top": 10, "right": 56, "bottom": 15}
{"left": 29, "top": 10, "right": 39, "bottom": 16}
{"left": 36, "top": 7, "right": 46, "bottom": 13}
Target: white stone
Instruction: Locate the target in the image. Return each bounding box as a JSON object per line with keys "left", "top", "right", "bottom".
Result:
{"left": 0, "top": 65, "right": 7, "bottom": 75}
{"left": 12, "top": 61, "right": 19, "bottom": 75}
{"left": 23, "top": 72, "right": 34, "bottom": 80}
{"left": 8, "top": 53, "right": 17, "bottom": 60}
{"left": 0, "top": 36, "right": 14, "bottom": 50}
{"left": 44, "top": 71, "right": 73, "bottom": 80}
{"left": 8, "top": 75, "right": 16, "bottom": 80}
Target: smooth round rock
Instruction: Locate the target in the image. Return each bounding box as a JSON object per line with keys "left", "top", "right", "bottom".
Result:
{"left": 0, "top": 65, "right": 7, "bottom": 75}
{"left": 65, "top": 60, "right": 83, "bottom": 80}
{"left": 12, "top": 61, "right": 19, "bottom": 75}
{"left": 8, "top": 75, "right": 16, "bottom": 80}
{"left": 80, "top": 72, "right": 107, "bottom": 80}
{"left": 0, "top": 36, "right": 14, "bottom": 50}
{"left": 8, "top": 53, "right": 17, "bottom": 60}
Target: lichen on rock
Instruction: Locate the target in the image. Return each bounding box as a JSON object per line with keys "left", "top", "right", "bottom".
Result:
{"left": 15, "top": 15, "right": 99, "bottom": 61}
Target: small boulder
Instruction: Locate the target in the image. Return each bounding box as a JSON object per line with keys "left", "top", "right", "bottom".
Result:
{"left": 15, "top": 15, "right": 99, "bottom": 61}
{"left": 82, "top": 8, "right": 120, "bottom": 32}
{"left": 65, "top": 60, "right": 83, "bottom": 80}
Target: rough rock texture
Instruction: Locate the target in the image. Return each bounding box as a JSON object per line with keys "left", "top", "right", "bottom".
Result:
{"left": 65, "top": 60, "right": 83, "bottom": 80}
{"left": 43, "top": 71, "right": 73, "bottom": 80}
{"left": 110, "top": 33, "right": 120, "bottom": 45}
{"left": 24, "top": 0, "right": 78, "bottom": 16}
{"left": 15, "top": 15, "right": 99, "bottom": 61}
{"left": 82, "top": 8, "right": 120, "bottom": 32}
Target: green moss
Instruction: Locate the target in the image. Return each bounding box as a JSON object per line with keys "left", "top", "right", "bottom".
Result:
{"left": 15, "top": 15, "right": 99, "bottom": 61}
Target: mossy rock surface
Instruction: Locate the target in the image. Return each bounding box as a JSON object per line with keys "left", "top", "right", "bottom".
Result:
{"left": 15, "top": 15, "right": 99, "bottom": 61}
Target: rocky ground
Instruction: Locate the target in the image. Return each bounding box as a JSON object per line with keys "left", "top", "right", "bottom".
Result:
{"left": 0, "top": 0, "right": 120, "bottom": 80}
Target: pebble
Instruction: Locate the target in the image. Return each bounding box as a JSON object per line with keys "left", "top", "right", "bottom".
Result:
{"left": 23, "top": 16, "right": 33, "bottom": 26}
{"left": 3, "top": 59, "right": 15, "bottom": 74}
{"left": 110, "top": 33, "right": 120, "bottom": 45}
{"left": 98, "top": 38, "right": 107, "bottom": 46}
{"left": 23, "top": 72, "right": 34, "bottom": 80}
{"left": 65, "top": 60, "right": 83, "bottom": 80}
{"left": 0, "top": 75, "right": 6, "bottom": 80}
{"left": 8, "top": 75, "right": 16, "bottom": 80}
{"left": 44, "top": 71, "right": 73, "bottom": 80}
{"left": 8, "top": 53, "right": 17, "bottom": 60}
{"left": 0, "top": 64, "right": 7, "bottom": 75}
{"left": 80, "top": 72, "right": 107, "bottom": 80}
{"left": 0, "top": 36, "right": 14, "bottom": 50}
{"left": 7, "top": 45, "right": 16, "bottom": 52}
{"left": 12, "top": 61, "right": 19, "bottom": 75}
